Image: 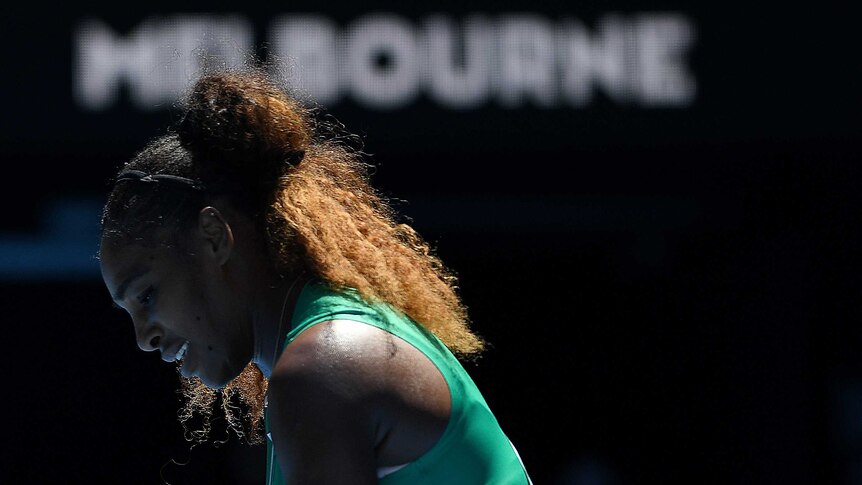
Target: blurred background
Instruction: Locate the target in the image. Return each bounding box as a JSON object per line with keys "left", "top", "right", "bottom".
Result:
{"left": 1, "top": 2, "right": 859, "bottom": 484}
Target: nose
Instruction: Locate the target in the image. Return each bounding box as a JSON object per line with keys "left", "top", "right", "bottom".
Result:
{"left": 132, "top": 316, "right": 164, "bottom": 352}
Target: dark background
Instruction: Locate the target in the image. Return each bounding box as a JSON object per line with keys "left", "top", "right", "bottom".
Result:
{"left": 1, "top": 2, "right": 859, "bottom": 484}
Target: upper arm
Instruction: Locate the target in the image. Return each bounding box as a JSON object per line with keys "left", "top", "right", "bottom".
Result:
{"left": 266, "top": 321, "right": 381, "bottom": 485}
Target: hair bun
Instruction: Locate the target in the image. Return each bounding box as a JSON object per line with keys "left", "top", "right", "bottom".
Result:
{"left": 176, "top": 70, "right": 311, "bottom": 184}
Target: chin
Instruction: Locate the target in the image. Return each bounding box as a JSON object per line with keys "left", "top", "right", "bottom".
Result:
{"left": 199, "top": 373, "right": 229, "bottom": 389}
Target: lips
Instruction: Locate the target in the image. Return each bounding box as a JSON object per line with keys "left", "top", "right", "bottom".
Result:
{"left": 162, "top": 340, "right": 190, "bottom": 363}
{"left": 175, "top": 341, "right": 189, "bottom": 361}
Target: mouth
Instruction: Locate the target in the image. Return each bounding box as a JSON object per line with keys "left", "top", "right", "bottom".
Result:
{"left": 175, "top": 341, "right": 190, "bottom": 362}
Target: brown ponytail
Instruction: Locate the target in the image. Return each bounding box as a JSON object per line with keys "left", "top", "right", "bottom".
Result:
{"left": 176, "top": 70, "right": 312, "bottom": 181}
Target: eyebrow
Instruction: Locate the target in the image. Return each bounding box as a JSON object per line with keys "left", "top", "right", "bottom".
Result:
{"left": 112, "top": 269, "right": 149, "bottom": 302}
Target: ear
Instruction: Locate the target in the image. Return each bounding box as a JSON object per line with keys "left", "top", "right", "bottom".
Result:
{"left": 196, "top": 206, "right": 234, "bottom": 266}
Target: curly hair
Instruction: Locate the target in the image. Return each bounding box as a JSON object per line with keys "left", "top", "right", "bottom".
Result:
{"left": 100, "top": 66, "right": 484, "bottom": 445}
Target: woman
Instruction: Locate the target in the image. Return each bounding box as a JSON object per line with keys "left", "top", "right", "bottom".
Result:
{"left": 99, "top": 67, "right": 531, "bottom": 484}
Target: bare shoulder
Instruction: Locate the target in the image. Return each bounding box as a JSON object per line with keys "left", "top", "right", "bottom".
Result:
{"left": 268, "top": 319, "right": 449, "bottom": 412}
{"left": 265, "top": 320, "right": 382, "bottom": 483}
{"left": 267, "top": 319, "right": 451, "bottom": 473}
{"left": 270, "top": 320, "right": 400, "bottom": 394}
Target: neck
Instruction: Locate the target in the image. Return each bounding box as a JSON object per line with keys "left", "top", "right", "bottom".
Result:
{"left": 250, "top": 271, "right": 307, "bottom": 378}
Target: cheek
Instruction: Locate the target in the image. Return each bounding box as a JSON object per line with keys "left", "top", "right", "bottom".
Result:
{"left": 182, "top": 265, "right": 245, "bottom": 354}
{"left": 159, "top": 281, "right": 210, "bottom": 338}
{"left": 190, "top": 284, "right": 234, "bottom": 346}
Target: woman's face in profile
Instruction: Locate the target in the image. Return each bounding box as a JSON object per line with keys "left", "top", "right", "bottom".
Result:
{"left": 99, "top": 238, "right": 251, "bottom": 389}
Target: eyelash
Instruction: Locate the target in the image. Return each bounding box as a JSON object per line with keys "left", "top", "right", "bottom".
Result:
{"left": 137, "top": 285, "right": 155, "bottom": 306}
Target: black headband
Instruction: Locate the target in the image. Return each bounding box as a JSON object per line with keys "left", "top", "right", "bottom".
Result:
{"left": 114, "top": 150, "right": 306, "bottom": 193}
{"left": 115, "top": 170, "right": 207, "bottom": 191}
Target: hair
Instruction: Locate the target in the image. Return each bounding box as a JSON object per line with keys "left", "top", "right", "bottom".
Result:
{"left": 100, "top": 66, "right": 485, "bottom": 445}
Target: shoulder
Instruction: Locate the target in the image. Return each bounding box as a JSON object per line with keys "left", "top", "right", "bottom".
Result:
{"left": 272, "top": 319, "right": 393, "bottom": 387}
{"left": 265, "top": 320, "right": 388, "bottom": 482}
{"left": 267, "top": 319, "right": 451, "bottom": 472}
{"left": 268, "top": 319, "right": 442, "bottom": 411}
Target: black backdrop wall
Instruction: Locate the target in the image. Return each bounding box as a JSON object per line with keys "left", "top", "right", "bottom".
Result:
{"left": 1, "top": 2, "right": 859, "bottom": 484}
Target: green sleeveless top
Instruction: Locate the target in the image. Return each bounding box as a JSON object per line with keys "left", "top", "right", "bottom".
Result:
{"left": 264, "top": 279, "right": 531, "bottom": 484}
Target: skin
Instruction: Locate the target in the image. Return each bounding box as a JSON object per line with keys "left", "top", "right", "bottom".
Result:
{"left": 100, "top": 203, "right": 452, "bottom": 482}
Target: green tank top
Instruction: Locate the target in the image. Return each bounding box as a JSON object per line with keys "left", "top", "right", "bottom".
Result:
{"left": 264, "top": 279, "right": 531, "bottom": 484}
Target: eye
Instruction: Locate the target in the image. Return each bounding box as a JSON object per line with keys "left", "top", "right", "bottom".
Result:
{"left": 137, "top": 285, "right": 155, "bottom": 306}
